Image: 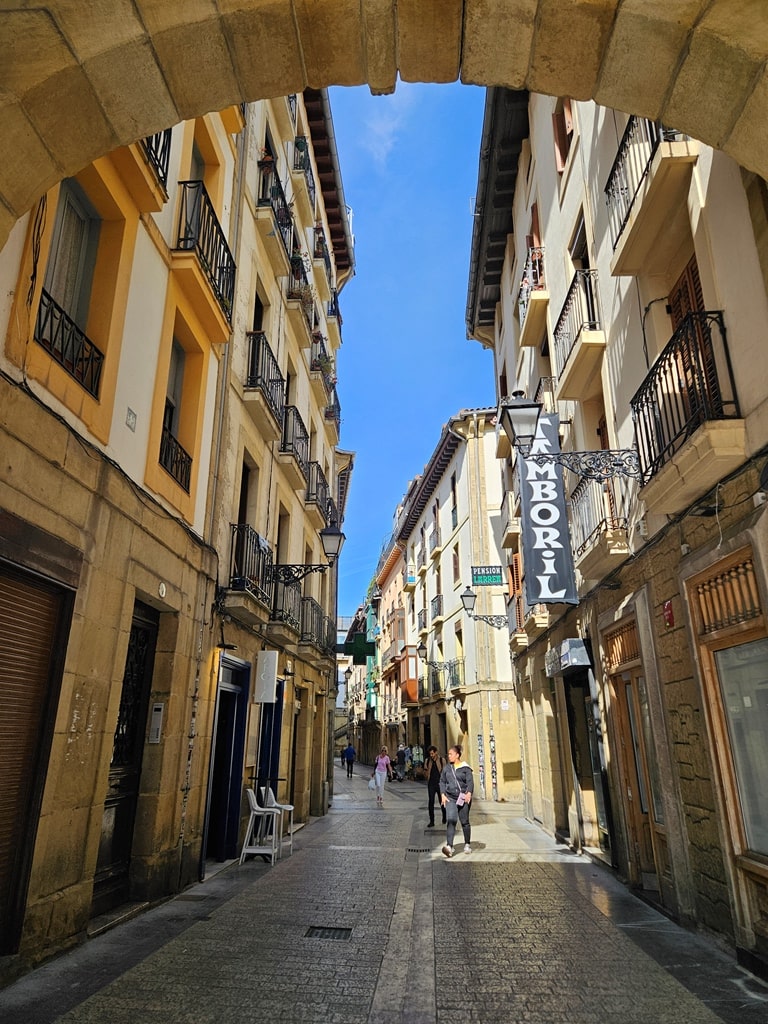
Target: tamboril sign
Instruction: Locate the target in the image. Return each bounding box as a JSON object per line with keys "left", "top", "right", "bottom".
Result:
{"left": 518, "top": 414, "right": 578, "bottom": 605}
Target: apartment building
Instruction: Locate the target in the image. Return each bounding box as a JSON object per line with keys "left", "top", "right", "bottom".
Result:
{"left": 367, "top": 409, "right": 522, "bottom": 801}
{"left": 467, "top": 87, "right": 768, "bottom": 971}
{"left": 0, "top": 89, "right": 353, "bottom": 978}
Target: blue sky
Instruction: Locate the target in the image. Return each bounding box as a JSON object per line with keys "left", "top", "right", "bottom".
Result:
{"left": 329, "top": 81, "right": 494, "bottom": 617}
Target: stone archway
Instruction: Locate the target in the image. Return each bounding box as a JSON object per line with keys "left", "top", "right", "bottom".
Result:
{"left": 1, "top": 2, "right": 767, "bottom": 248}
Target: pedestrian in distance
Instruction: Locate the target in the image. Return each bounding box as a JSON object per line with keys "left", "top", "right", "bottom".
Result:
{"left": 424, "top": 745, "right": 446, "bottom": 828}
{"left": 439, "top": 744, "right": 474, "bottom": 857}
{"left": 372, "top": 745, "right": 393, "bottom": 805}
{"left": 342, "top": 740, "right": 356, "bottom": 778}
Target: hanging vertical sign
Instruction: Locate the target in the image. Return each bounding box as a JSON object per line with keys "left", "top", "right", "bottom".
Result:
{"left": 253, "top": 650, "right": 278, "bottom": 702}
{"left": 519, "top": 413, "right": 578, "bottom": 605}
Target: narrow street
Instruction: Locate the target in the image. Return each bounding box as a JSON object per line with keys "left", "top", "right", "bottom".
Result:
{"left": 2, "top": 768, "right": 766, "bottom": 1024}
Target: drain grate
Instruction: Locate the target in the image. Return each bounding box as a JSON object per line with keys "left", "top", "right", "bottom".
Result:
{"left": 305, "top": 926, "right": 352, "bottom": 940}
{"left": 407, "top": 847, "right": 430, "bottom": 853}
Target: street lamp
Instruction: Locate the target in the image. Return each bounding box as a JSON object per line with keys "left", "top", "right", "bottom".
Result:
{"left": 499, "top": 391, "right": 642, "bottom": 482}
{"left": 416, "top": 640, "right": 444, "bottom": 668}
{"left": 270, "top": 518, "right": 346, "bottom": 584}
{"left": 460, "top": 586, "right": 508, "bottom": 629}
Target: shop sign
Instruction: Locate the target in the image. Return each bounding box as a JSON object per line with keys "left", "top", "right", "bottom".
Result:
{"left": 471, "top": 565, "right": 504, "bottom": 586}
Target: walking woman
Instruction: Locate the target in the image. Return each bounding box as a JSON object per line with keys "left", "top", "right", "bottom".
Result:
{"left": 373, "top": 745, "right": 393, "bottom": 805}
{"left": 439, "top": 744, "right": 474, "bottom": 857}
{"left": 424, "top": 745, "right": 446, "bottom": 828}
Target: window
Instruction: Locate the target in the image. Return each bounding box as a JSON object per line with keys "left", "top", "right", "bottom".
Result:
{"left": 553, "top": 98, "right": 574, "bottom": 173}
{"left": 159, "top": 339, "right": 191, "bottom": 491}
{"left": 452, "top": 544, "right": 460, "bottom": 585}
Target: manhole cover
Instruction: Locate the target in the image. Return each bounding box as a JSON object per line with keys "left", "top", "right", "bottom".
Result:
{"left": 305, "top": 926, "right": 352, "bottom": 940}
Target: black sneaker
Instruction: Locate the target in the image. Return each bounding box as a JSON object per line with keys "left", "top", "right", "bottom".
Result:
{"left": 426, "top": 822, "right": 434, "bottom": 828}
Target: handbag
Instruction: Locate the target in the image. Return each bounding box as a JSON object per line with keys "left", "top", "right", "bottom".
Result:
{"left": 368, "top": 777, "right": 376, "bottom": 791}
{"left": 452, "top": 765, "right": 466, "bottom": 806}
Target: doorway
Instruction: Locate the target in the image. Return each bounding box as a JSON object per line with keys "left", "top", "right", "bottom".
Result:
{"left": 205, "top": 660, "right": 250, "bottom": 863}
{"left": 92, "top": 601, "right": 158, "bottom": 917}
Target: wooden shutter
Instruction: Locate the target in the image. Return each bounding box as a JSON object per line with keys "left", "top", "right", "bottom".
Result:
{"left": 0, "top": 566, "right": 67, "bottom": 952}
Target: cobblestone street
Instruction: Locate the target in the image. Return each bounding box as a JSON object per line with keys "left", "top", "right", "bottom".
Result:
{"left": 2, "top": 767, "right": 767, "bottom": 1024}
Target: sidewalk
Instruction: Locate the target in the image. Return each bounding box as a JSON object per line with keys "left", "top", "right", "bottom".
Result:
{"left": 2, "top": 765, "right": 767, "bottom": 1023}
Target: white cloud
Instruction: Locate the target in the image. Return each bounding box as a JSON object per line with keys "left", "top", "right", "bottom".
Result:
{"left": 361, "top": 82, "right": 418, "bottom": 168}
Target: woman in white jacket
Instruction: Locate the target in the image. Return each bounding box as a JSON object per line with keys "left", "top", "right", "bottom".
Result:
{"left": 438, "top": 744, "right": 474, "bottom": 857}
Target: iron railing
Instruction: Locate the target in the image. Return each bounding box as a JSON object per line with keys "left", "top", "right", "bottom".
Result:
{"left": 517, "top": 245, "right": 546, "bottom": 326}
{"left": 300, "top": 595, "right": 326, "bottom": 647}
{"left": 228, "top": 523, "right": 274, "bottom": 607}
{"left": 605, "top": 117, "right": 688, "bottom": 249}
{"left": 287, "top": 251, "right": 316, "bottom": 334}
{"left": 552, "top": 269, "right": 602, "bottom": 378}
{"left": 293, "top": 136, "right": 316, "bottom": 211}
{"left": 417, "top": 608, "right": 427, "bottom": 632}
{"left": 328, "top": 288, "right": 342, "bottom": 323}
{"left": 280, "top": 405, "right": 310, "bottom": 480}
{"left": 325, "top": 388, "right": 341, "bottom": 436}
{"left": 258, "top": 161, "right": 293, "bottom": 257}
{"left": 431, "top": 594, "right": 444, "bottom": 620}
{"left": 631, "top": 311, "right": 739, "bottom": 483}
{"left": 314, "top": 226, "right": 334, "bottom": 290}
{"left": 287, "top": 94, "right": 297, "bottom": 124}
{"left": 426, "top": 658, "right": 465, "bottom": 697}
{"left": 175, "top": 180, "right": 236, "bottom": 323}
{"left": 510, "top": 594, "right": 525, "bottom": 632}
{"left": 159, "top": 424, "right": 192, "bottom": 492}
{"left": 310, "top": 332, "right": 334, "bottom": 393}
{"left": 429, "top": 528, "right": 442, "bottom": 554}
{"left": 534, "top": 376, "right": 558, "bottom": 412}
{"left": 306, "top": 461, "right": 329, "bottom": 522}
{"left": 569, "top": 476, "right": 631, "bottom": 558}
{"left": 245, "top": 331, "right": 285, "bottom": 424}
{"left": 34, "top": 288, "right": 104, "bottom": 398}
{"left": 139, "top": 128, "right": 172, "bottom": 188}
{"left": 271, "top": 578, "right": 301, "bottom": 631}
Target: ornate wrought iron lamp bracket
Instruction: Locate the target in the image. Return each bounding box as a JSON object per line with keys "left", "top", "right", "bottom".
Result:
{"left": 525, "top": 448, "right": 642, "bottom": 483}
{"left": 270, "top": 563, "right": 328, "bottom": 586}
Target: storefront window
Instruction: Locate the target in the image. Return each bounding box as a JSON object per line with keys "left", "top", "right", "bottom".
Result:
{"left": 715, "top": 638, "right": 768, "bottom": 854}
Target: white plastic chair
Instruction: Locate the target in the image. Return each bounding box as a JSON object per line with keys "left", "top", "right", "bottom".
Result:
{"left": 262, "top": 786, "right": 294, "bottom": 856}
{"left": 239, "top": 788, "right": 281, "bottom": 865}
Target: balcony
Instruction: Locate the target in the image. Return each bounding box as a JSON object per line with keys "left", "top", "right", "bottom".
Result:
{"left": 605, "top": 117, "right": 699, "bottom": 277}
{"left": 244, "top": 331, "right": 285, "bottom": 441}
{"left": 224, "top": 523, "right": 274, "bottom": 624}
{"left": 305, "top": 461, "right": 330, "bottom": 529}
{"left": 570, "top": 476, "right": 631, "bottom": 580}
{"left": 34, "top": 289, "right": 104, "bottom": 398}
{"left": 509, "top": 595, "right": 528, "bottom": 652}
{"left": 313, "top": 226, "right": 334, "bottom": 302}
{"left": 278, "top": 405, "right": 310, "bottom": 489}
{"left": 286, "top": 252, "right": 316, "bottom": 343}
{"left": 112, "top": 129, "right": 171, "bottom": 212}
{"left": 403, "top": 565, "right": 417, "bottom": 592}
{"left": 256, "top": 161, "right": 293, "bottom": 274}
{"left": 553, "top": 270, "right": 605, "bottom": 402}
{"left": 417, "top": 608, "right": 428, "bottom": 635}
{"left": 517, "top": 245, "right": 549, "bottom": 347}
{"left": 326, "top": 289, "right": 343, "bottom": 347}
{"left": 325, "top": 388, "right": 341, "bottom": 443}
{"left": 431, "top": 594, "right": 444, "bottom": 626}
{"left": 159, "top": 424, "right": 192, "bottom": 492}
{"left": 292, "top": 136, "right": 317, "bottom": 225}
{"left": 309, "top": 331, "right": 335, "bottom": 402}
{"left": 525, "top": 603, "right": 550, "bottom": 639}
{"left": 268, "top": 579, "right": 301, "bottom": 644}
{"left": 172, "top": 181, "right": 236, "bottom": 340}
{"left": 299, "top": 595, "right": 328, "bottom": 651}
{"left": 535, "top": 375, "right": 558, "bottom": 414}
{"left": 417, "top": 548, "right": 428, "bottom": 575}
{"left": 429, "top": 528, "right": 443, "bottom": 559}
{"left": 631, "top": 311, "right": 744, "bottom": 514}
{"left": 500, "top": 493, "right": 521, "bottom": 549}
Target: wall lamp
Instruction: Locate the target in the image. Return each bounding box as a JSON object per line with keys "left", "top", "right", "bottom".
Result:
{"left": 499, "top": 391, "right": 642, "bottom": 482}
{"left": 460, "top": 586, "right": 508, "bottom": 629}
{"left": 415, "top": 640, "right": 444, "bottom": 669}
{"left": 270, "top": 520, "right": 346, "bottom": 585}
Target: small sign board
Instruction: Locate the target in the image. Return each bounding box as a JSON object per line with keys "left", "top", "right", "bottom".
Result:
{"left": 471, "top": 565, "right": 503, "bottom": 586}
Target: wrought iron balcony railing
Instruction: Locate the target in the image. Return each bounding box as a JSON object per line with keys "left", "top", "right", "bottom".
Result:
{"left": 306, "top": 461, "right": 330, "bottom": 522}
{"left": 552, "top": 269, "right": 602, "bottom": 378}
{"left": 271, "top": 578, "right": 301, "bottom": 631}
{"left": 293, "top": 136, "right": 316, "bottom": 211}
{"left": 245, "top": 330, "right": 285, "bottom": 424}
{"left": 328, "top": 288, "right": 342, "bottom": 322}
{"left": 287, "top": 251, "right": 316, "bottom": 334}
{"left": 630, "top": 310, "right": 739, "bottom": 483}
{"left": 228, "top": 523, "right": 274, "bottom": 607}
{"left": 34, "top": 288, "right": 104, "bottom": 398}
{"left": 159, "top": 424, "right": 192, "bottom": 492}
{"left": 140, "top": 129, "right": 172, "bottom": 188}
{"left": 258, "top": 160, "right": 294, "bottom": 257}
{"left": 426, "top": 658, "right": 465, "bottom": 697}
{"left": 429, "top": 528, "right": 442, "bottom": 554}
{"left": 310, "top": 332, "right": 335, "bottom": 391}
{"left": 534, "top": 375, "right": 558, "bottom": 413}
{"left": 175, "top": 180, "right": 236, "bottom": 322}
{"left": 314, "top": 226, "right": 333, "bottom": 289}
{"left": 325, "top": 388, "right": 341, "bottom": 435}
{"left": 605, "top": 117, "right": 689, "bottom": 249}
{"left": 417, "top": 608, "right": 427, "bottom": 632}
{"left": 287, "top": 94, "right": 297, "bottom": 124}
{"left": 300, "top": 595, "right": 326, "bottom": 647}
{"left": 517, "top": 245, "right": 546, "bottom": 325}
{"left": 431, "top": 594, "right": 444, "bottom": 620}
{"left": 569, "top": 476, "right": 631, "bottom": 559}
{"left": 280, "top": 405, "right": 310, "bottom": 480}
